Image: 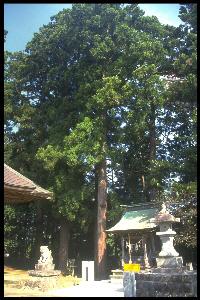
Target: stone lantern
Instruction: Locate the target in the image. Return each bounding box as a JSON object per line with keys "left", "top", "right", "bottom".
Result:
{"left": 151, "top": 203, "right": 183, "bottom": 269}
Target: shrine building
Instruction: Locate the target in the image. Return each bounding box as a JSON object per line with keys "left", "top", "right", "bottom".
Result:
{"left": 107, "top": 203, "right": 161, "bottom": 269}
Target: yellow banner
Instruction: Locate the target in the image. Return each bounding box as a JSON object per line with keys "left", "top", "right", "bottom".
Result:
{"left": 123, "top": 263, "right": 140, "bottom": 272}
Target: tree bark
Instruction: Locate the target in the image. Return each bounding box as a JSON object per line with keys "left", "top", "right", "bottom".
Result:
{"left": 58, "top": 216, "right": 70, "bottom": 274}
{"left": 94, "top": 159, "right": 107, "bottom": 280}
{"left": 149, "top": 105, "right": 156, "bottom": 162}
{"left": 33, "top": 200, "right": 43, "bottom": 264}
{"left": 147, "top": 102, "right": 156, "bottom": 202}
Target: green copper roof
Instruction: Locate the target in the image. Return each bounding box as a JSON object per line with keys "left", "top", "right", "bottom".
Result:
{"left": 107, "top": 208, "right": 158, "bottom": 232}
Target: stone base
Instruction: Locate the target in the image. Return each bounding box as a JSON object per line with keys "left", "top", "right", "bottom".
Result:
{"left": 135, "top": 271, "right": 197, "bottom": 297}
{"left": 123, "top": 270, "right": 197, "bottom": 297}
{"left": 28, "top": 270, "right": 61, "bottom": 277}
{"left": 156, "top": 256, "right": 183, "bottom": 268}
{"left": 152, "top": 267, "right": 186, "bottom": 274}
{"left": 19, "top": 275, "right": 61, "bottom": 291}
{"left": 35, "top": 263, "right": 55, "bottom": 271}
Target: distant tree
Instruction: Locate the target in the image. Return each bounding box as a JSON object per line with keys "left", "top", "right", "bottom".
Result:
{"left": 179, "top": 4, "right": 197, "bottom": 33}
{"left": 4, "top": 29, "right": 8, "bottom": 42}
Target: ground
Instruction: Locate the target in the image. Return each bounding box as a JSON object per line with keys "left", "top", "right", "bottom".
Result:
{"left": 48, "top": 281, "right": 124, "bottom": 297}
{"left": 4, "top": 266, "right": 124, "bottom": 297}
{"left": 4, "top": 266, "right": 80, "bottom": 297}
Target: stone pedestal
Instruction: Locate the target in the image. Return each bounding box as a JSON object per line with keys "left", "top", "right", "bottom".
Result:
{"left": 28, "top": 246, "right": 61, "bottom": 290}
{"left": 28, "top": 270, "right": 61, "bottom": 277}
{"left": 156, "top": 256, "right": 183, "bottom": 268}
{"left": 20, "top": 276, "right": 61, "bottom": 291}
{"left": 35, "top": 263, "right": 55, "bottom": 271}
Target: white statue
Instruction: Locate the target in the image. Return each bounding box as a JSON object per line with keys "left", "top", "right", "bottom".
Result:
{"left": 38, "top": 246, "right": 53, "bottom": 264}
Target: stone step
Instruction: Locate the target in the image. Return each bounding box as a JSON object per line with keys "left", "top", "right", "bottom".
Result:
{"left": 111, "top": 269, "right": 123, "bottom": 273}
{"left": 111, "top": 270, "right": 123, "bottom": 276}
{"left": 109, "top": 278, "right": 123, "bottom": 281}
{"left": 111, "top": 271, "right": 123, "bottom": 275}
{"left": 109, "top": 278, "right": 123, "bottom": 284}
{"left": 110, "top": 269, "right": 124, "bottom": 283}
{"left": 111, "top": 274, "right": 123, "bottom": 278}
{"left": 110, "top": 274, "right": 123, "bottom": 279}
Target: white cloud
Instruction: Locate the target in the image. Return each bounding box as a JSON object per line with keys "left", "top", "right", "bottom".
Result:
{"left": 138, "top": 4, "right": 183, "bottom": 27}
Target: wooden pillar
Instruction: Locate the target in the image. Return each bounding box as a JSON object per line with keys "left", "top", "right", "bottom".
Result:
{"left": 128, "top": 234, "right": 132, "bottom": 264}
{"left": 121, "top": 236, "right": 125, "bottom": 267}
{"left": 142, "top": 234, "right": 150, "bottom": 269}
{"left": 151, "top": 233, "right": 156, "bottom": 255}
{"left": 150, "top": 232, "right": 156, "bottom": 267}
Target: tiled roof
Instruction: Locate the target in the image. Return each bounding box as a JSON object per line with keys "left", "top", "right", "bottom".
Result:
{"left": 4, "top": 164, "right": 37, "bottom": 189}
{"left": 4, "top": 164, "right": 52, "bottom": 203}
{"left": 107, "top": 208, "right": 159, "bottom": 232}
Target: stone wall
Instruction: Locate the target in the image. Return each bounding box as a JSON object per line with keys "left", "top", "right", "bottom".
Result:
{"left": 123, "top": 271, "right": 197, "bottom": 297}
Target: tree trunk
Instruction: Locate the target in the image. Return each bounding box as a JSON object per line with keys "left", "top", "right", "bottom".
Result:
{"left": 149, "top": 106, "right": 156, "bottom": 162}
{"left": 147, "top": 103, "right": 156, "bottom": 202}
{"left": 95, "top": 159, "right": 107, "bottom": 280}
{"left": 58, "top": 216, "right": 70, "bottom": 274}
{"left": 33, "top": 200, "right": 43, "bottom": 264}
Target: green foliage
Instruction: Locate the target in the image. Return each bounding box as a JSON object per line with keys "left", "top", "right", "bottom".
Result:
{"left": 63, "top": 117, "right": 102, "bottom": 167}
{"left": 4, "top": 204, "right": 37, "bottom": 259}
{"left": 162, "top": 182, "right": 196, "bottom": 248}
{"left": 179, "top": 4, "right": 197, "bottom": 33}
{"left": 37, "top": 145, "right": 63, "bottom": 170}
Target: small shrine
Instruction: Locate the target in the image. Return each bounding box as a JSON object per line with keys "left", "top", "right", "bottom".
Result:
{"left": 107, "top": 203, "right": 160, "bottom": 270}
{"left": 123, "top": 203, "right": 197, "bottom": 297}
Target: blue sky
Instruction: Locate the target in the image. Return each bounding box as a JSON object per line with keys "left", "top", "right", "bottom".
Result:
{"left": 4, "top": 3, "right": 183, "bottom": 52}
